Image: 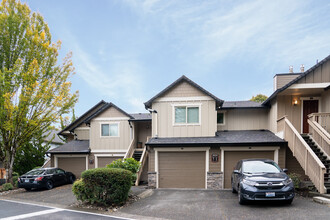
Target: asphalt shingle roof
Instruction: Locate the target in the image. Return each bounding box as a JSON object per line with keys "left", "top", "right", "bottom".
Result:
{"left": 129, "top": 113, "right": 152, "bottom": 121}
{"left": 47, "top": 140, "right": 89, "bottom": 154}
{"left": 222, "top": 101, "right": 265, "bottom": 109}
{"left": 146, "top": 130, "right": 286, "bottom": 146}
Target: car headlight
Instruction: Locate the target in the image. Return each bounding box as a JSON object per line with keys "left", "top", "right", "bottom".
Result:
{"left": 283, "top": 178, "right": 293, "bottom": 186}
{"left": 242, "top": 179, "right": 257, "bottom": 186}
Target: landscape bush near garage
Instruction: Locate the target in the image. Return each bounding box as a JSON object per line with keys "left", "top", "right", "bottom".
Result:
{"left": 72, "top": 168, "right": 132, "bottom": 205}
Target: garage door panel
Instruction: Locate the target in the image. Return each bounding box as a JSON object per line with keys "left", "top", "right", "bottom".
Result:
{"left": 159, "top": 152, "right": 205, "bottom": 188}
{"left": 224, "top": 151, "right": 274, "bottom": 189}
{"left": 58, "top": 157, "right": 86, "bottom": 178}
{"left": 97, "top": 157, "right": 122, "bottom": 168}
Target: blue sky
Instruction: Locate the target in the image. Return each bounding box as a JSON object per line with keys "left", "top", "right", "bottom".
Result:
{"left": 25, "top": 0, "right": 330, "bottom": 116}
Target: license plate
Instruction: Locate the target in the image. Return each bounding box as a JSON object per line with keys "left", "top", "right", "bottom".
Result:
{"left": 266, "top": 192, "right": 275, "bottom": 197}
{"left": 24, "top": 179, "right": 29, "bottom": 183}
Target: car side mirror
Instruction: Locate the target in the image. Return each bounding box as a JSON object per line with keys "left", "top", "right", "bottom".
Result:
{"left": 233, "top": 170, "right": 240, "bottom": 174}
{"left": 283, "top": 168, "right": 288, "bottom": 173}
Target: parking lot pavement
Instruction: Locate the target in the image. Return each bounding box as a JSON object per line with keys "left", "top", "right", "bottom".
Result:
{"left": 116, "top": 189, "right": 330, "bottom": 220}
{"left": 1, "top": 184, "right": 76, "bottom": 207}
{"left": 0, "top": 200, "right": 131, "bottom": 220}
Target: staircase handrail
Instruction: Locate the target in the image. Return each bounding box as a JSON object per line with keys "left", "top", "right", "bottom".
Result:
{"left": 308, "top": 112, "right": 330, "bottom": 134}
{"left": 124, "top": 137, "right": 136, "bottom": 159}
{"left": 135, "top": 145, "right": 148, "bottom": 186}
{"left": 308, "top": 119, "right": 330, "bottom": 159}
{"left": 277, "top": 116, "right": 326, "bottom": 194}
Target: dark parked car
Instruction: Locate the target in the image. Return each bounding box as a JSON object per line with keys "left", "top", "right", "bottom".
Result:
{"left": 231, "top": 159, "right": 294, "bottom": 205}
{"left": 18, "top": 168, "right": 76, "bottom": 191}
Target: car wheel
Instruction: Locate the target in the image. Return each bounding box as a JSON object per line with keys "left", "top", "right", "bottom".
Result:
{"left": 238, "top": 186, "right": 246, "bottom": 205}
{"left": 231, "top": 181, "right": 237, "bottom": 193}
{"left": 46, "top": 180, "right": 54, "bottom": 190}
{"left": 25, "top": 188, "right": 31, "bottom": 191}
{"left": 68, "top": 175, "right": 76, "bottom": 184}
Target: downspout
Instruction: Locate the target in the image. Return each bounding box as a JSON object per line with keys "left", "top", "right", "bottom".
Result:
{"left": 148, "top": 109, "right": 158, "bottom": 138}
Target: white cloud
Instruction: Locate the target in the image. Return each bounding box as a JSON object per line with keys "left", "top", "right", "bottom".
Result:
{"left": 122, "top": 0, "right": 330, "bottom": 71}
{"left": 71, "top": 43, "right": 147, "bottom": 112}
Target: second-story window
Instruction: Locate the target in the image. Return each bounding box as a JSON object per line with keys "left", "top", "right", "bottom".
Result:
{"left": 101, "top": 123, "right": 119, "bottom": 137}
{"left": 217, "top": 112, "right": 225, "bottom": 125}
{"left": 175, "top": 106, "right": 199, "bottom": 124}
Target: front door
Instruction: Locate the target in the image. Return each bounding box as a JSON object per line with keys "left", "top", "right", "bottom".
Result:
{"left": 302, "top": 100, "right": 318, "bottom": 133}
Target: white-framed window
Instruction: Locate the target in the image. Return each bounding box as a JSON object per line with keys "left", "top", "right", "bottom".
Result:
{"left": 217, "top": 111, "right": 225, "bottom": 125}
{"left": 101, "top": 123, "right": 119, "bottom": 137}
{"left": 173, "top": 104, "right": 200, "bottom": 125}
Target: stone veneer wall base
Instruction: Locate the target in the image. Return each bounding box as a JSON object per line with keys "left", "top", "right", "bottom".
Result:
{"left": 207, "top": 172, "right": 223, "bottom": 189}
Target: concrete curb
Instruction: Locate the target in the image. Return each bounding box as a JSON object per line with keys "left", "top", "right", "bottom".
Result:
{"left": 313, "top": 196, "right": 330, "bottom": 205}
{"left": 137, "top": 189, "right": 153, "bottom": 199}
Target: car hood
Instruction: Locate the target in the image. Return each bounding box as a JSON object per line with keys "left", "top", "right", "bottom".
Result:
{"left": 245, "top": 172, "right": 288, "bottom": 182}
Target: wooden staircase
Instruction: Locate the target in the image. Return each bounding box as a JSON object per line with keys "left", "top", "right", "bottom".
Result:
{"left": 132, "top": 150, "right": 143, "bottom": 161}
{"left": 302, "top": 134, "right": 330, "bottom": 193}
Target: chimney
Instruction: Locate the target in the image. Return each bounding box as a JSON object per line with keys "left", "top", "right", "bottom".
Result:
{"left": 289, "top": 66, "right": 293, "bottom": 73}
{"left": 300, "top": 64, "right": 304, "bottom": 73}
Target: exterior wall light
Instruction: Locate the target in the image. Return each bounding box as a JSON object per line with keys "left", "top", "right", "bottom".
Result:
{"left": 293, "top": 99, "right": 298, "bottom": 106}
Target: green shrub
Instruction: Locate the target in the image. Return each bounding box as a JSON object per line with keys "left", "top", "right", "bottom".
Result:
{"left": 2, "top": 183, "right": 13, "bottom": 191}
{"left": 72, "top": 179, "right": 91, "bottom": 202}
{"left": 73, "top": 168, "right": 133, "bottom": 205}
{"left": 288, "top": 173, "right": 301, "bottom": 189}
{"left": 107, "top": 158, "right": 140, "bottom": 184}
{"left": 12, "top": 172, "right": 19, "bottom": 187}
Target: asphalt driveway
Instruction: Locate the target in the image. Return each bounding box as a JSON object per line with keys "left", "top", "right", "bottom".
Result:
{"left": 1, "top": 184, "right": 76, "bottom": 207}
{"left": 116, "top": 189, "right": 330, "bottom": 220}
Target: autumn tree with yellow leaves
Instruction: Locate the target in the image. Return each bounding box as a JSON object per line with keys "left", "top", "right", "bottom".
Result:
{"left": 0, "top": 0, "right": 78, "bottom": 183}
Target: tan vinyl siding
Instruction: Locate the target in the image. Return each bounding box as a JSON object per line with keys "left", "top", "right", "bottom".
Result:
{"left": 158, "top": 151, "right": 205, "bottom": 188}
{"left": 74, "top": 126, "right": 90, "bottom": 140}
{"left": 90, "top": 107, "right": 131, "bottom": 151}
{"left": 296, "top": 60, "right": 330, "bottom": 84}
{"left": 97, "top": 107, "right": 128, "bottom": 118}
{"left": 152, "top": 100, "right": 217, "bottom": 137}
{"left": 321, "top": 89, "right": 330, "bottom": 112}
{"left": 136, "top": 121, "right": 152, "bottom": 147}
{"left": 269, "top": 99, "right": 278, "bottom": 133}
{"left": 160, "top": 81, "right": 206, "bottom": 97}
{"left": 217, "top": 109, "right": 269, "bottom": 131}
{"left": 277, "top": 95, "right": 302, "bottom": 132}
{"left": 275, "top": 74, "right": 300, "bottom": 90}
{"left": 209, "top": 147, "right": 221, "bottom": 172}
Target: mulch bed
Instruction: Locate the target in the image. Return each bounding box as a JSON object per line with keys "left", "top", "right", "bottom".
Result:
{"left": 69, "top": 194, "right": 140, "bottom": 213}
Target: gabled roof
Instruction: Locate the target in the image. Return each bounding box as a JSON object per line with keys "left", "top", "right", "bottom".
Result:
{"left": 222, "top": 101, "right": 267, "bottom": 109}
{"left": 263, "top": 54, "right": 330, "bottom": 105}
{"left": 58, "top": 100, "right": 107, "bottom": 135}
{"left": 47, "top": 140, "right": 89, "bottom": 154}
{"left": 144, "top": 75, "right": 224, "bottom": 109}
{"left": 84, "top": 102, "right": 133, "bottom": 124}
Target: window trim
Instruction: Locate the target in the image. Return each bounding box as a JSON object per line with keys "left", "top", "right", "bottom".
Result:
{"left": 172, "top": 103, "right": 201, "bottom": 126}
{"left": 100, "top": 122, "right": 120, "bottom": 137}
{"left": 217, "top": 111, "right": 226, "bottom": 125}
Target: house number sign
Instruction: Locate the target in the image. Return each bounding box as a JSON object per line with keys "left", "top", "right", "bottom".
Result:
{"left": 211, "top": 154, "right": 219, "bottom": 162}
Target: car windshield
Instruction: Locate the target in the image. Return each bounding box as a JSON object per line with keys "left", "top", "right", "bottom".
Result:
{"left": 25, "top": 169, "right": 45, "bottom": 175}
{"left": 242, "top": 161, "right": 281, "bottom": 174}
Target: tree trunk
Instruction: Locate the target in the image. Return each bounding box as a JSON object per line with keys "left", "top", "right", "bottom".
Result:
{"left": 5, "top": 147, "right": 16, "bottom": 185}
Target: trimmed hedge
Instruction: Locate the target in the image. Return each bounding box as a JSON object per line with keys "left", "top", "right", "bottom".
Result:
{"left": 72, "top": 168, "right": 132, "bottom": 205}
{"left": 107, "top": 158, "right": 141, "bottom": 184}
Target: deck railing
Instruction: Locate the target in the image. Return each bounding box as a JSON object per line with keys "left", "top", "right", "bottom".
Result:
{"left": 308, "top": 115, "right": 330, "bottom": 159}
{"left": 309, "top": 113, "right": 330, "bottom": 134}
{"left": 124, "top": 136, "right": 136, "bottom": 159}
{"left": 277, "top": 116, "right": 326, "bottom": 194}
